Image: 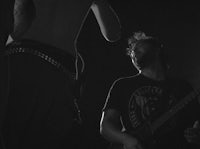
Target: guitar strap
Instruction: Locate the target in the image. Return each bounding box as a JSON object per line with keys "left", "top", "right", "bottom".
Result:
{"left": 150, "top": 85, "right": 200, "bottom": 134}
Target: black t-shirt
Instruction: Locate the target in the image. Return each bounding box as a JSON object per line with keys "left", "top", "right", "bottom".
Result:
{"left": 103, "top": 74, "right": 200, "bottom": 149}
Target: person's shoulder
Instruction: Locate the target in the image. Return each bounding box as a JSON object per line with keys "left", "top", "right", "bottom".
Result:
{"left": 172, "top": 77, "right": 191, "bottom": 86}
{"left": 111, "top": 74, "right": 140, "bottom": 87}
{"left": 168, "top": 76, "right": 193, "bottom": 91}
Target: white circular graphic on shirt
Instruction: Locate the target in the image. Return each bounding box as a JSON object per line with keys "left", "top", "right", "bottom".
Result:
{"left": 128, "top": 86, "right": 164, "bottom": 128}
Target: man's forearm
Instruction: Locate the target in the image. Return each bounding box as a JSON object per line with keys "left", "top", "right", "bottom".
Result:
{"left": 91, "top": 0, "right": 121, "bottom": 42}
{"left": 100, "top": 119, "right": 132, "bottom": 145}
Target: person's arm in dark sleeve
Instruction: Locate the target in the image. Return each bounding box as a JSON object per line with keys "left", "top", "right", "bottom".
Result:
{"left": 91, "top": 0, "right": 121, "bottom": 42}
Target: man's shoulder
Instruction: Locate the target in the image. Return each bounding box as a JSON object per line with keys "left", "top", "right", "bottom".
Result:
{"left": 167, "top": 77, "right": 194, "bottom": 99}
{"left": 168, "top": 77, "right": 193, "bottom": 90}
{"left": 111, "top": 74, "right": 140, "bottom": 87}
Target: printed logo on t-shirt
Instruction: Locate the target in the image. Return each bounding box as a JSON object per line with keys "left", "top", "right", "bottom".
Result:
{"left": 128, "top": 86, "right": 164, "bottom": 128}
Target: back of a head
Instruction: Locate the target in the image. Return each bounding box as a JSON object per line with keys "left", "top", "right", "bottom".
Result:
{"left": 127, "top": 31, "right": 167, "bottom": 71}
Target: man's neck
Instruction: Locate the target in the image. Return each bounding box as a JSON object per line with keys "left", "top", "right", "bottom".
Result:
{"left": 141, "top": 63, "right": 166, "bottom": 81}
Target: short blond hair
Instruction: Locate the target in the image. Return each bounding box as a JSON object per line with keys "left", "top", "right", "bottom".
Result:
{"left": 126, "top": 31, "right": 166, "bottom": 70}
{"left": 126, "top": 31, "right": 153, "bottom": 58}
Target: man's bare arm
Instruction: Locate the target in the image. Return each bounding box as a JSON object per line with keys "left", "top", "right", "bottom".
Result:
{"left": 100, "top": 109, "right": 143, "bottom": 149}
{"left": 91, "top": 0, "right": 121, "bottom": 42}
{"left": 11, "top": 0, "right": 35, "bottom": 39}
{"left": 100, "top": 110, "right": 125, "bottom": 143}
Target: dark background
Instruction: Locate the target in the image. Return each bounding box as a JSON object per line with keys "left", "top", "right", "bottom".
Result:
{"left": 77, "top": 1, "right": 200, "bottom": 148}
